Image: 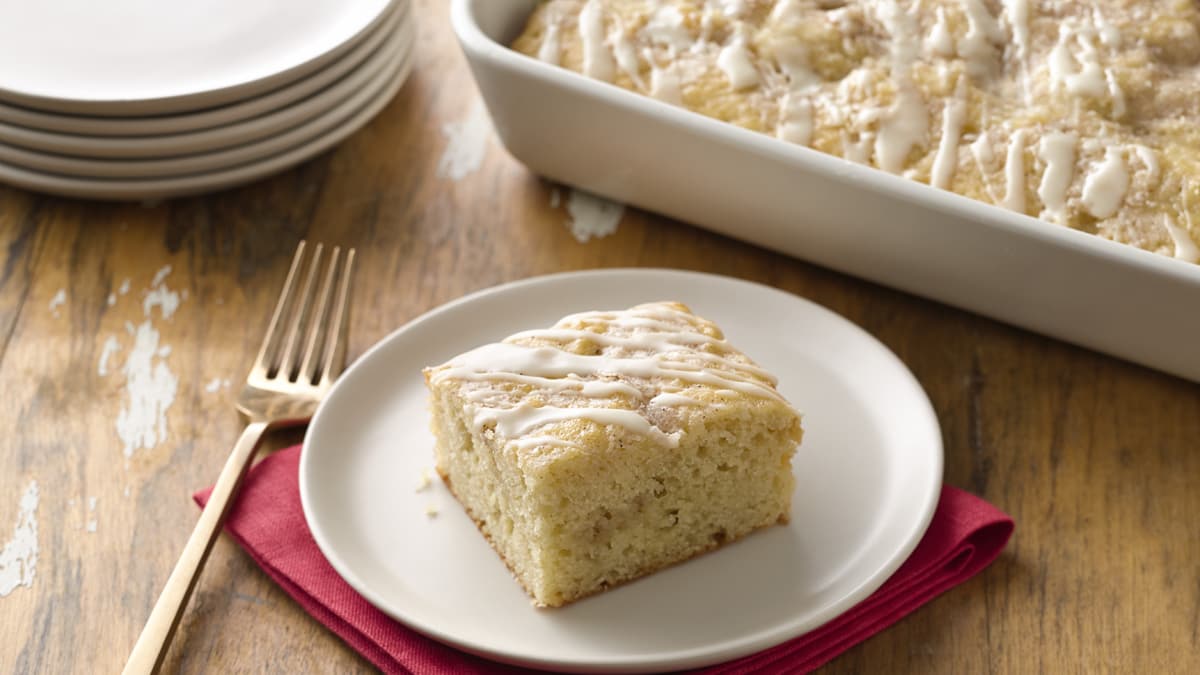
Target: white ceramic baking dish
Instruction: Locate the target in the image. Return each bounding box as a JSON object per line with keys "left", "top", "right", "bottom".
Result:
{"left": 451, "top": 0, "right": 1200, "bottom": 383}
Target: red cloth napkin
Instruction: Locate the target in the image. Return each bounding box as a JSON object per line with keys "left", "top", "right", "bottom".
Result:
{"left": 195, "top": 446, "right": 1013, "bottom": 674}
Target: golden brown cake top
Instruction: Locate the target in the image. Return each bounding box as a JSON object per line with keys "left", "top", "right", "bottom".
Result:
{"left": 424, "top": 301, "right": 800, "bottom": 453}
{"left": 512, "top": 0, "right": 1200, "bottom": 263}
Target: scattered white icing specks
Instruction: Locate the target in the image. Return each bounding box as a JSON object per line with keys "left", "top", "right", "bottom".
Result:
{"left": 48, "top": 289, "right": 66, "bottom": 317}
{"left": 436, "top": 101, "right": 492, "bottom": 181}
{"left": 565, "top": 190, "right": 624, "bottom": 243}
{"left": 119, "top": 278, "right": 131, "bottom": 295}
{"left": 98, "top": 336, "right": 120, "bottom": 377}
{"left": 107, "top": 294, "right": 117, "bottom": 307}
{"left": 0, "top": 481, "right": 39, "bottom": 597}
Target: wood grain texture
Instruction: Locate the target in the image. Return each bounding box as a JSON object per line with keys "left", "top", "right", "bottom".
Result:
{"left": 0, "top": 1, "right": 1197, "bottom": 673}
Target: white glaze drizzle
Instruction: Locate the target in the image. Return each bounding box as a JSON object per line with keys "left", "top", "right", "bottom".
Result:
{"left": 611, "top": 19, "right": 645, "bottom": 88}
{"left": 778, "top": 92, "right": 814, "bottom": 146}
{"left": 503, "top": 324, "right": 778, "bottom": 382}
{"left": 643, "top": 5, "right": 692, "bottom": 52}
{"left": 1130, "top": 145, "right": 1160, "bottom": 185}
{"left": 1081, "top": 146, "right": 1129, "bottom": 219}
{"left": 875, "top": 0, "right": 927, "bottom": 174}
{"left": 1002, "top": 129, "right": 1028, "bottom": 213}
{"left": 717, "top": 35, "right": 759, "bottom": 90}
{"left": 768, "top": 38, "right": 819, "bottom": 88}
{"left": 969, "top": 130, "right": 1002, "bottom": 203}
{"left": 509, "top": 323, "right": 722, "bottom": 351}
{"left": 1002, "top": 0, "right": 1031, "bottom": 101}
{"left": 509, "top": 434, "right": 583, "bottom": 451}
{"left": 579, "top": 0, "right": 615, "bottom": 82}
{"left": 959, "top": 0, "right": 1005, "bottom": 77}
{"left": 1162, "top": 216, "right": 1200, "bottom": 263}
{"left": 459, "top": 371, "right": 643, "bottom": 404}
{"left": 926, "top": 7, "right": 955, "bottom": 58}
{"left": 931, "top": 89, "right": 967, "bottom": 189}
{"left": 650, "top": 62, "right": 684, "bottom": 105}
{"left": 1104, "top": 67, "right": 1126, "bottom": 118}
{"left": 1048, "top": 25, "right": 1107, "bottom": 100}
{"left": 769, "top": 0, "right": 804, "bottom": 24}
{"left": 538, "top": 18, "right": 561, "bottom": 65}
{"left": 1092, "top": 5, "right": 1121, "bottom": 47}
{"left": 844, "top": 134, "right": 873, "bottom": 164}
{"left": 475, "top": 404, "right": 682, "bottom": 448}
{"left": 1172, "top": 183, "right": 1200, "bottom": 262}
{"left": 1036, "top": 132, "right": 1077, "bottom": 223}
{"left": 649, "top": 392, "right": 708, "bottom": 407}
{"left": 431, "top": 304, "right": 788, "bottom": 446}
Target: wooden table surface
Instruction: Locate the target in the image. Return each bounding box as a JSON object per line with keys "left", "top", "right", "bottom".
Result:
{"left": 2, "top": 2, "right": 1198, "bottom": 673}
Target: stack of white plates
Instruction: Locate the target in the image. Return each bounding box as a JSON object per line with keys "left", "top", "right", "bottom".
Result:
{"left": 0, "top": 0, "right": 413, "bottom": 200}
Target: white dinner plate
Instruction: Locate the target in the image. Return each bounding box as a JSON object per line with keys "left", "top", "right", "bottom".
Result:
{"left": 0, "top": 39, "right": 413, "bottom": 201}
{"left": 0, "top": 24, "right": 409, "bottom": 179}
{"left": 0, "top": 0, "right": 405, "bottom": 137}
{"left": 0, "top": 5, "right": 410, "bottom": 161}
{"left": 300, "top": 269, "right": 944, "bottom": 673}
{"left": 0, "top": 0, "right": 396, "bottom": 115}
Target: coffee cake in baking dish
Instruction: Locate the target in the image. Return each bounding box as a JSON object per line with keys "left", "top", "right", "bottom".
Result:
{"left": 513, "top": 0, "right": 1200, "bottom": 264}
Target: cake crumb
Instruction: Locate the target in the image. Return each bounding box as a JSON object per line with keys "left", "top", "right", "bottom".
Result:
{"left": 424, "top": 505, "right": 439, "bottom": 518}
{"left": 415, "top": 468, "right": 433, "bottom": 492}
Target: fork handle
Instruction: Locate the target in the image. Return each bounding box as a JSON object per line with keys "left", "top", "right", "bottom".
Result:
{"left": 123, "top": 421, "right": 270, "bottom": 675}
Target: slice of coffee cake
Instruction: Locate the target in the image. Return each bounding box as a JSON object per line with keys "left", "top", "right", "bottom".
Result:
{"left": 423, "top": 301, "right": 802, "bottom": 607}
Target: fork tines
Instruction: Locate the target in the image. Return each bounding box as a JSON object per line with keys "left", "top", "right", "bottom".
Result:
{"left": 253, "top": 240, "right": 355, "bottom": 386}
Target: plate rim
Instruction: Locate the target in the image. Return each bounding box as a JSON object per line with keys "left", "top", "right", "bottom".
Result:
{"left": 299, "top": 268, "right": 945, "bottom": 672}
{"left": 0, "top": 1, "right": 408, "bottom": 139}
{"left": 0, "top": 0, "right": 402, "bottom": 115}
{"left": 0, "top": 22, "right": 409, "bottom": 178}
{"left": 0, "top": 30, "right": 415, "bottom": 201}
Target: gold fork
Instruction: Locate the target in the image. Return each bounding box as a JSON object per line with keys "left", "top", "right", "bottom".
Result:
{"left": 123, "top": 241, "right": 356, "bottom": 675}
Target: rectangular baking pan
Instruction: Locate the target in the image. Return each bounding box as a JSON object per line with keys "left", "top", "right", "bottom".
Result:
{"left": 451, "top": 0, "right": 1200, "bottom": 383}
